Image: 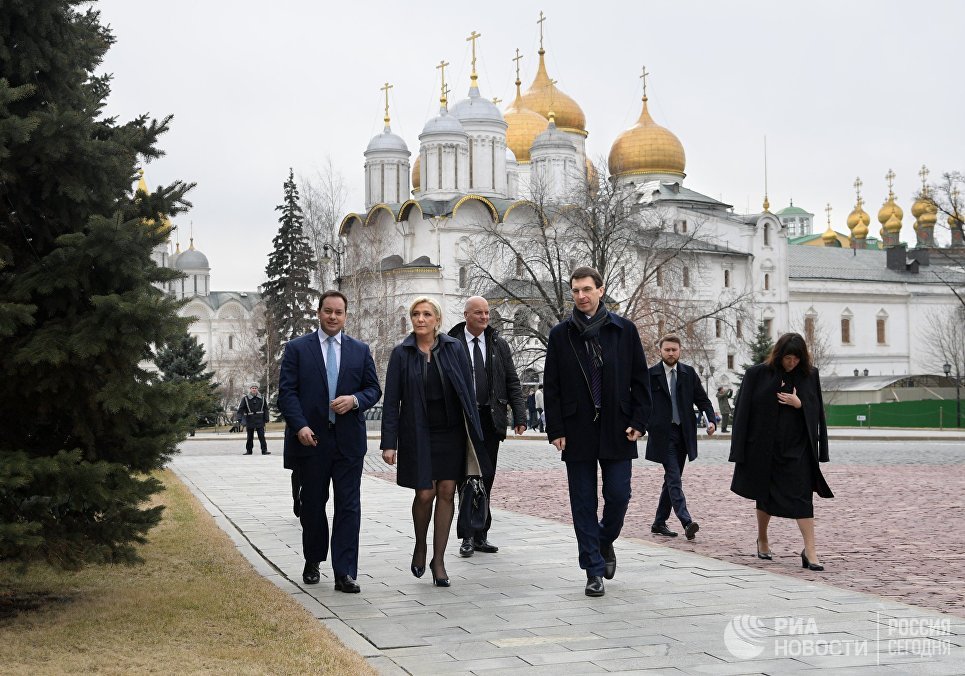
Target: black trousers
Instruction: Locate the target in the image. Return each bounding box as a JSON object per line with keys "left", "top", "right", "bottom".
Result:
{"left": 458, "top": 405, "right": 500, "bottom": 541}
{"left": 246, "top": 425, "right": 267, "bottom": 452}
{"left": 654, "top": 425, "right": 692, "bottom": 527}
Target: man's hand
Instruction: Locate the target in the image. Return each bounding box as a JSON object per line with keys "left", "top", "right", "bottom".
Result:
{"left": 297, "top": 426, "right": 317, "bottom": 446}
{"left": 706, "top": 422, "right": 716, "bottom": 436}
{"left": 381, "top": 449, "right": 397, "bottom": 465}
{"left": 625, "top": 427, "right": 642, "bottom": 442}
{"left": 330, "top": 395, "right": 356, "bottom": 416}
{"left": 514, "top": 424, "right": 526, "bottom": 436}
{"left": 551, "top": 437, "right": 566, "bottom": 452}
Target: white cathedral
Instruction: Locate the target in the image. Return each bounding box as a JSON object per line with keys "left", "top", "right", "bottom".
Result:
{"left": 335, "top": 25, "right": 964, "bottom": 393}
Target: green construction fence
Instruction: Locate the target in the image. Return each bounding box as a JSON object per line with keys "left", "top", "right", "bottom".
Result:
{"left": 825, "top": 399, "right": 964, "bottom": 429}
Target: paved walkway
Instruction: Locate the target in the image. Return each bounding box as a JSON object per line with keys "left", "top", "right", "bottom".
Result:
{"left": 171, "top": 450, "right": 963, "bottom": 675}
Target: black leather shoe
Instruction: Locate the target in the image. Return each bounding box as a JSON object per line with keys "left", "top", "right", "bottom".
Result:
{"left": 429, "top": 559, "right": 450, "bottom": 587}
{"left": 685, "top": 521, "right": 700, "bottom": 541}
{"left": 334, "top": 574, "right": 361, "bottom": 593}
{"left": 302, "top": 561, "right": 320, "bottom": 585}
{"left": 585, "top": 575, "right": 605, "bottom": 597}
{"left": 473, "top": 538, "right": 499, "bottom": 554}
{"left": 601, "top": 541, "right": 616, "bottom": 580}
{"left": 651, "top": 523, "right": 678, "bottom": 537}
{"left": 262, "top": 450, "right": 271, "bottom": 455}
{"left": 243, "top": 451, "right": 253, "bottom": 455}
{"left": 459, "top": 538, "right": 475, "bottom": 557}
{"left": 801, "top": 550, "right": 824, "bottom": 571}
{"left": 756, "top": 539, "right": 772, "bottom": 560}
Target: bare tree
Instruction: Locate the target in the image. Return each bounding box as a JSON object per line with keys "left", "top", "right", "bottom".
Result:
{"left": 923, "top": 171, "right": 965, "bottom": 309}
{"left": 300, "top": 158, "right": 348, "bottom": 291}
{"left": 919, "top": 307, "right": 965, "bottom": 380}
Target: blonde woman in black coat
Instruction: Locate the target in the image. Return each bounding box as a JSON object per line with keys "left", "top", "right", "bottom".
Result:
{"left": 729, "top": 333, "right": 832, "bottom": 571}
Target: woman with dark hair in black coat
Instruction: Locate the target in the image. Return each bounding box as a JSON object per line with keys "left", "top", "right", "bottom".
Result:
{"left": 729, "top": 332, "right": 833, "bottom": 570}
{"left": 380, "top": 296, "right": 488, "bottom": 587}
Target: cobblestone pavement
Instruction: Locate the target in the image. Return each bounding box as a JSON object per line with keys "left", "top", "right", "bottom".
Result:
{"left": 367, "top": 439, "right": 965, "bottom": 618}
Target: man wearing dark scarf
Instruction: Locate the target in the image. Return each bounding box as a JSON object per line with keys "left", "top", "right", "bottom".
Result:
{"left": 544, "top": 266, "right": 652, "bottom": 597}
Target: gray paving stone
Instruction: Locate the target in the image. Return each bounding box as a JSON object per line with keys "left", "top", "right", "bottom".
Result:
{"left": 171, "top": 450, "right": 965, "bottom": 675}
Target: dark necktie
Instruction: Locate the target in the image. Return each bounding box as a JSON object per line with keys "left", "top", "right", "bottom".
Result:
{"left": 588, "top": 345, "right": 602, "bottom": 409}
{"left": 670, "top": 367, "right": 680, "bottom": 425}
{"left": 472, "top": 337, "right": 489, "bottom": 406}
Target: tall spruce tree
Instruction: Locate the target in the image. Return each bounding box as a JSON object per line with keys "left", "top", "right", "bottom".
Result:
{"left": 155, "top": 333, "right": 222, "bottom": 427}
{"left": 262, "top": 169, "right": 317, "bottom": 393}
{"left": 0, "top": 1, "right": 198, "bottom": 567}
{"left": 738, "top": 321, "right": 775, "bottom": 385}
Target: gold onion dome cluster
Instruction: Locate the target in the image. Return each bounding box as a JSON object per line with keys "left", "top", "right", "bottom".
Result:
{"left": 912, "top": 192, "right": 938, "bottom": 230}
{"left": 608, "top": 96, "right": 686, "bottom": 178}
{"left": 847, "top": 200, "right": 871, "bottom": 239}
{"left": 519, "top": 49, "right": 586, "bottom": 135}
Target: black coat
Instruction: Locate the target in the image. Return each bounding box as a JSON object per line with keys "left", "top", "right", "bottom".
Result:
{"left": 237, "top": 394, "right": 267, "bottom": 428}
{"left": 380, "top": 333, "right": 490, "bottom": 489}
{"left": 447, "top": 322, "right": 527, "bottom": 439}
{"left": 645, "top": 361, "right": 715, "bottom": 463}
{"left": 543, "top": 312, "right": 651, "bottom": 462}
{"left": 728, "top": 363, "right": 833, "bottom": 500}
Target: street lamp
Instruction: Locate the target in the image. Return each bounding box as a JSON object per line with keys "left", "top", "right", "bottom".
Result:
{"left": 945, "top": 363, "right": 961, "bottom": 428}
{"left": 321, "top": 241, "right": 345, "bottom": 290}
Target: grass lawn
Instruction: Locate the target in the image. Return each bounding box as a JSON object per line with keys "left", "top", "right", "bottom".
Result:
{"left": 0, "top": 469, "right": 375, "bottom": 675}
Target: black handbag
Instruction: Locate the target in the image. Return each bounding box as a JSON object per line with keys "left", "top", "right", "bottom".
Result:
{"left": 457, "top": 476, "right": 489, "bottom": 535}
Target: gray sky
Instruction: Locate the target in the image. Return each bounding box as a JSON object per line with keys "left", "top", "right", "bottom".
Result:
{"left": 96, "top": 0, "right": 965, "bottom": 291}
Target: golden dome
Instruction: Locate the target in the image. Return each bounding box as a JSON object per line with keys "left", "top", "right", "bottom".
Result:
{"left": 853, "top": 221, "right": 869, "bottom": 239}
{"left": 911, "top": 195, "right": 929, "bottom": 220}
{"left": 877, "top": 197, "right": 903, "bottom": 226}
{"left": 503, "top": 81, "right": 548, "bottom": 163}
{"left": 846, "top": 200, "right": 870, "bottom": 231}
{"left": 885, "top": 212, "right": 902, "bottom": 234}
{"left": 919, "top": 201, "right": 938, "bottom": 228}
{"left": 412, "top": 156, "right": 420, "bottom": 192}
{"left": 519, "top": 49, "right": 586, "bottom": 136}
{"left": 608, "top": 97, "right": 686, "bottom": 177}
{"left": 821, "top": 225, "right": 838, "bottom": 244}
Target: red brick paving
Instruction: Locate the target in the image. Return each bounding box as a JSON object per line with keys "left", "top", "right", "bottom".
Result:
{"left": 370, "top": 463, "right": 965, "bottom": 617}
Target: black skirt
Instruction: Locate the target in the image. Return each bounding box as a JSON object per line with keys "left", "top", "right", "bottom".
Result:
{"left": 425, "top": 350, "right": 466, "bottom": 481}
{"left": 756, "top": 396, "right": 814, "bottom": 519}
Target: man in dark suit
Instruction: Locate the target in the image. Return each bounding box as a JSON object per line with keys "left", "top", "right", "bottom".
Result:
{"left": 645, "top": 334, "right": 716, "bottom": 541}
{"left": 448, "top": 296, "right": 527, "bottom": 557}
{"left": 277, "top": 290, "right": 382, "bottom": 593}
{"left": 544, "top": 266, "right": 651, "bottom": 597}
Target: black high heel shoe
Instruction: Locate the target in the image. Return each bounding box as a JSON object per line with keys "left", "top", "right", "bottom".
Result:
{"left": 801, "top": 550, "right": 824, "bottom": 571}
{"left": 429, "top": 559, "right": 450, "bottom": 587}
{"left": 756, "top": 539, "right": 773, "bottom": 560}
{"left": 410, "top": 548, "right": 426, "bottom": 578}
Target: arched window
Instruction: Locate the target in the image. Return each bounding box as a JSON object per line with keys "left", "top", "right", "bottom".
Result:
{"left": 682, "top": 267, "right": 690, "bottom": 288}
{"left": 736, "top": 319, "right": 743, "bottom": 339}
{"left": 841, "top": 312, "right": 853, "bottom": 344}
{"left": 876, "top": 309, "right": 888, "bottom": 345}
{"left": 763, "top": 223, "right": 771, "bottom": 246}
{"left": 228, "top": 335, "right": 234, "bottom": 350}
{"left": 655, "top": 267, "right": 663, "bottom": 287}
{"left": 804, "top": 314, "right": 816, "bottom": 343}
{"left": 459, "top": 265, "right": 468, "bottom": 288}
{"left": 715, "top": 319, "right": 723, "bottom": 338}
{"left": 764, "top": 273, "right": 770, "bottom": 290}
{"left": 724, "top": 269, "right": 731, "bottom": 288}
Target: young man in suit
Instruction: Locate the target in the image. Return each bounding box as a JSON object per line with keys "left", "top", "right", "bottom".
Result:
{"left": 645, "top": 334, "right": 716, "bottom": 540}
{"left": 277, "top": 290, "right": 382, "bottom": 593}
{"left": 544, "top": 267, "right": 651, "bottom": 597}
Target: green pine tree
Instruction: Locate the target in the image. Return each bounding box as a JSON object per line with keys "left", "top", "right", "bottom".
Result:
{"left": 738, "top": 321, "right": 775, "bottom": 385}
{"left": 261, "top": 168, "right": 317, "bottom": 396}
{"left": 155, "top": 333, "right": 222, "bottom": 427}
{"left": 0, "top": 1, "right": 198, "bottom": 568}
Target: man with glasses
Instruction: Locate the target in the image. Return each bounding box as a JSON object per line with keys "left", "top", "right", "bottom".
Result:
{"left": 543, "top": 267, "right": 652, "bottom": 597}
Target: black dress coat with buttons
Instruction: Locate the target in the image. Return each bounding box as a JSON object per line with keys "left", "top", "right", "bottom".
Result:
{"left": 728, "top": 362, "right": 833, "bottom": 500}
{"left": 543, "top": 312, "right": 652, "bottom": 462}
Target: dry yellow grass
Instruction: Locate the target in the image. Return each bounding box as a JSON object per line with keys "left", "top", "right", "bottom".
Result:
{"left": 0, "top": 469, "right": 376, "bottom": 675}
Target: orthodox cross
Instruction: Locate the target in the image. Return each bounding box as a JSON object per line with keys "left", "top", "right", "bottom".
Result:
{"left": 436, "top": 60, "right": 450, "bottom": 106}
{"left": 380, "top": 81, "right": 393, "bottom": 125}
{"left": 919, "top": 164, "right": 930, "bottom": 196}
{"left": 466, "top": 31, "right": 481, "bottom": 82}
{"left": 492, "top": 96, "right": 502, "bottom": 105}
{"left": 640, "top": 65, "right": 650, "bottom": 99}
{"left": 825, "top": 203, "right": 833, "bottom": 227}
{"left": 537, "top": 11, "right": 546, "bottom": 51}
{"left": 885, "top": 168, "right": 896, "bottom": 198}
{"left": 513, "top": 48, "right": 523, "bottom": 83}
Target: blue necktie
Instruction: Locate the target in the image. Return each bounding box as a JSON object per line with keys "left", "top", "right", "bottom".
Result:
{"left": 326, "top": 336, "right": 338, "bottom": 423}
{"left": 670, "top": 367, "right": 680, "bottom": 425}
